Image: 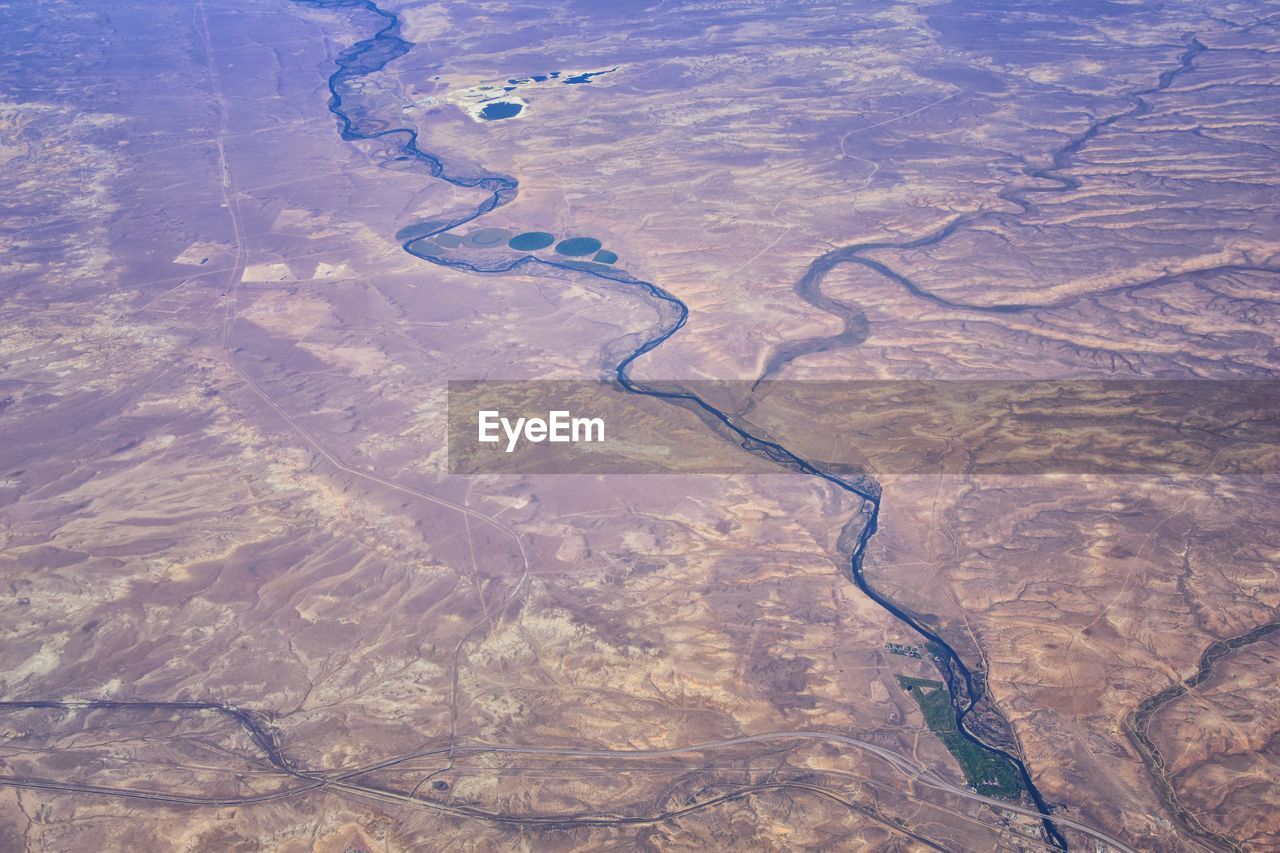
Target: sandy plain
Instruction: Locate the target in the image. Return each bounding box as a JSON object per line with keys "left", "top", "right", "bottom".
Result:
{"left": 1, "top": 0, "right": 1278, "bottom": 850}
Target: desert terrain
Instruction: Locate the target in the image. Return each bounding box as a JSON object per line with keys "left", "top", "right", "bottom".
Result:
{"left": 1, "top": 0, "right": 1278, "bottom": 850}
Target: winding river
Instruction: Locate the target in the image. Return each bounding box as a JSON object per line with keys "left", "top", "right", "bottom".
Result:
{"left": 291, "top": 0, "right": 1104, "bottom": 846}
{"left": 1124, "top": 621, "right": 1280, "bottom": 853}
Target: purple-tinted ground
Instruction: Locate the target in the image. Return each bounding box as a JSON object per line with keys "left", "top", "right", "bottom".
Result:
{"left": 1, "top": 0, "right": 1278, "bottom": 850}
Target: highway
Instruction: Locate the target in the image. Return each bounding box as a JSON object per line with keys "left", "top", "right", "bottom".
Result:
{"left": 0, "top": 700, "right": 1137, "bottom": 851}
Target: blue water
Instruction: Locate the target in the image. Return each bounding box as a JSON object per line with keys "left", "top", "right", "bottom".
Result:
{"left": 555, "top": 236, "right": 602, "bottom": 256}
{"left": 480, "top": 101, "right": 522, "bottom": 121}
{"left": 564, "top": 67, "right": 617, "bottom": 84}
{"left": 508, "top": 231, "right": 555, "bottom": 251}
